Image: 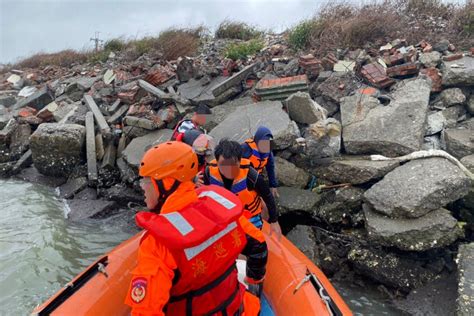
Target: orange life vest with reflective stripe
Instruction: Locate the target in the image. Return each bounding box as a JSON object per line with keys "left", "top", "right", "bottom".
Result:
{"left": 244, "top": 139, "right": 269, "bottom": 174}
{"left": 207, "top": 159, "right": 262, "bottom": 218}
{"left": 136, "top": 185, "right": 247, "bottom": 316}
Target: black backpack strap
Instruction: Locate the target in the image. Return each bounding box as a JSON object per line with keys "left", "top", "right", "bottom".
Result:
{"left": 247, "top": 167, "right": 259, "bottom": 190}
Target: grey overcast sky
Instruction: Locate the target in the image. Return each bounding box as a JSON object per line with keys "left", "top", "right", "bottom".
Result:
{"left": 0, "top": 0, "right": 465, "bottom": 64}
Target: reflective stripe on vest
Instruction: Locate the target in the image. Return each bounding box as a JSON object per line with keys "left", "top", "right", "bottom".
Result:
{"left": 198, "top": 190, "right": 236, "bottom": 209}
{"left": 162, "top": 212, "right": 194, "bottom": 236}
{"left": 184, "top": 221, "right": 237, "bottom": 260}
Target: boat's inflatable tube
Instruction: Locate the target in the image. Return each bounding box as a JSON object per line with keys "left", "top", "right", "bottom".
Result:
{"left": 32, "top": 223, "right": 352, "bottom": 316}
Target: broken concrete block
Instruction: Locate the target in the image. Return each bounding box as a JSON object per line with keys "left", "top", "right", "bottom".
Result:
{"left": 107, "top": 105, "right": 129, "bottom": 124}
{"left": 274, "top": 157, "right": 310, "bottom": 189}
{"left": 425, "top": 111, "right": 446, "bottom": 136}
{"left": 15, "top": 166, "right": 66, "bottom": 187}
{"left": 277, "top": 186, "right": 320, "bottom": 215}
{"left": 95, "top": 134, "right": 105, "bottom": 161}
{"left": 211, "top": 63, "right": 256, "bottom": 97}
{"left": 255, "top": 75, "right": 309, "bottom": 101}
{"left": 209, "top": 100, "right": 298, "bottom": 150}
{"left": 13, "top": 86, "right": 54, "bottom": 111}
{"left": 122, "top": 129, "right": 173, "bottom": 170}
{"left": 456, "top": 243, "right": 474, "bottom": 316}
{"left": 419, "top": 51, "right": 442, "bottom": 68}
{"left": 176, "top": 57, "right": 196, "bottom": 82}
{"left": 59, "top": 176, "right": 88, "bottom": 199}
{"left": 364, "top": 157, "right": 472, "bottom": 218}
{"left": 85, "top": 112, "right": 98, "bottom": 183}
{"left": 11, "top": 149, "right": 32, "bottom": 174}
{"left": 442, "top": 128, "right": 474, "bottom": 159}
{"left": 66, "top": 199, "right": 116, "bottom": 221}
{"left": 442, "top": 56, "right": 474, "bottom": 86}
{"left": 304, "top": 118, "right": 341, "bottom": 159}
{"left": 285, "top": 92, "right": 327, "bottom": 125}
{"left": 348, "top": 246, "right": 438, "bottom": 291}
{"left": 101, "top": 143, "right": 117, "bottom": 169}
{"left": 312, "top": 157, "right": 399, "bottom": 185}
{"left": 178, "top": 76, "right": 237, "bottom": 107}
{"left": 365, "top": 205, "right": 462, "bottom": 251}
{"left": 84, "top": 95, "right": 110, "bottom": 134}
{"left": 439, "top": 88, "right": 466, "bottom": 107}
{"left": 341, "top": 78, "right": 431, "bottom": 156}
{"left": 123, "top": 116, "right": 162, "bottom": 130}
{"left": 30, "top": 123, "right": 85, "bottom": 177}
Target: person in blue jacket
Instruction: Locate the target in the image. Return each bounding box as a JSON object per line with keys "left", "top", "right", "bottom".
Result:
{"left": 241, "top": 126, "right": 279, "bottom": 198}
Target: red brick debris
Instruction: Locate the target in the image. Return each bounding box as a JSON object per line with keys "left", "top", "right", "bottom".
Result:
{"left": 299, "top": 54, "right": 322, "bottom": 77}
{"left": 420, "top": 67, "right": 442, "bottom": 92}
{"left": 360, "top": 62, "right": 394, "bottom": 89}
{"left": 256, "top": 75, "right": 308, "bottom": 90}
{"left": 386, "top": 62, "right": 419, "bottom": 77}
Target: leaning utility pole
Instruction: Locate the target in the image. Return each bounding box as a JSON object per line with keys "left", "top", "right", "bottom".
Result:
{"left": 90, "top": 32, "right": 103, "bottom": 52}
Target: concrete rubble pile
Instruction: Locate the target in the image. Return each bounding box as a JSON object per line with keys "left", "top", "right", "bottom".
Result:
{"left": 1, "top": 34, "right": 473, "bottom": 312}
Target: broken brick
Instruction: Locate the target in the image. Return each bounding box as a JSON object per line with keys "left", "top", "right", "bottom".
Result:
{"left": 299, "top": 54, "right": 322, "bottom": 77}
{"left": 420, "top": 67, "right": 442, "bottom": 92}
{"left": 386, "top": 62, "right": 419, "bottom": 78}
{"left": 442, "top": 53, "right": 464, "bottom": 62}
{"left": 255, "top": 75, "right": 309, "bottom": 100}
{"left": 18, "top": 106, "right": 37, "bottom": 118}
{"left": 383, "top": 52, "right": 406, "bottom": 66}
{"left": 321, "top": 53, "right": 338, "bottom": 71}
{"left": 360, "top": 62, "right": 394, "bottom": 89}
{"left": 144, "top": 66, "right": 175, "bottom": 86}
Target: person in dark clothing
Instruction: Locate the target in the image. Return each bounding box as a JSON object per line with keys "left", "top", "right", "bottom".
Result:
{"left": 202, "top": 139, "right": 281, "bottom": 296}
{"left": 170, "top": 104, "right": 212, "bottom": 141}
{"left": 241, "top": 126, "right": 279, "bottom": 198}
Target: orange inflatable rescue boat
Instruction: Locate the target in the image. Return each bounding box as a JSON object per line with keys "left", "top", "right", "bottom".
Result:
{"left": 33, "top": 223, "right": 352, "bottom": 316}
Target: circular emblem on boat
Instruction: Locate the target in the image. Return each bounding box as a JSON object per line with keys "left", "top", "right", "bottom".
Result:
{"left": 131, "top": 277, "right": 147, "bottom": 303}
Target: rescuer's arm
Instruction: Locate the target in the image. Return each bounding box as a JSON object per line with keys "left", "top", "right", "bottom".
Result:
{"left": 125, "top": 234, "right": 177, "bottom": 316}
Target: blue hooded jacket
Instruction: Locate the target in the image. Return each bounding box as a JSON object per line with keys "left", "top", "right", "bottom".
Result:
{"left": 241, "top": 126, "right": 278, "bottom": 187}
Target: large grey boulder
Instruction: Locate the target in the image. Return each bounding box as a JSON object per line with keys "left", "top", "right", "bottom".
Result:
{"left": 286, "top": 225, "right": 317, "bottom": 263}
{"left": 364, "top": 157, "right": 472, "bottom": 218}
{"left": 341, "top": 78, "right": 431, "bottom": 156}
{"left": 461, "top": 154, "right": 474, "bottom": 172}
{"left": 425, "top": 111, "right": 446, "bottom": 136}
{"left": 419, "top": 51, "right": 441, "bottom": 68}
{"left": 209, "top": 100, "right": 299, "bottom": 150}
{"left": 442, "top": 128, "right": 474, "bottom": 159}
{"left": 316, "top": 187, "right": 365, "bottom": 225}
{"left": 348, "top": 246, "right": 438, "bottom": 291}
{"left": 284, "top": 92, "right": 327, "bottom": 125}
{"left": 438, "top": 88, "right": 466, "bottom": 107}
{"left": 467, "top": 95, "right": 474, "bottom": 115}
{"left": 122, "top": 129, "right": 173, "bottom": 170}
{"left": 277, "top": 187, "right": 320, "bottom": 215}
{"left": 442, "top": 56, "right": 474, "bottom": 86}
{"left": 365, "top": 205, "right": 462, "bottom": 251}
{"left": 456, "top": 243, "right": 474, "bottom": 316}
{"left": 313, "top": 157, "right": 399, "bottom": 185}
{"left": 274, "top": 157, "right": 310, "bottom": 189}
{"left": 30, "top": 123, "right": 85, "bottom": 177}
{"left": 303, "top": 118, "right": 341, "bottom": 159}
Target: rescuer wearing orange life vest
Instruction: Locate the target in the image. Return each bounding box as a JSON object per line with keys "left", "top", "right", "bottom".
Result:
{"left": 202, "top": 139, "right": 282, "bottom": 297}
{"left": 241, "top": 126, "right": 279, "bottom": 198}
{"left": 124, "top": 141, "right": 261, "bottom": 316}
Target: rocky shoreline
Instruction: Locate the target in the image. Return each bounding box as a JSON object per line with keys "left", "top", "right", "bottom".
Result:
{"left": 1, "top": 34, "right": 473, "bottom": 314}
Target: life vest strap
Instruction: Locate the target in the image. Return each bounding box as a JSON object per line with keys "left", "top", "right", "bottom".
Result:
{"left": 169, "top": 263, "right": 236, "bottom": 302}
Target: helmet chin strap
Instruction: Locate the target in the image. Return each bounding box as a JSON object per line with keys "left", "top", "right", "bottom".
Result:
{"left": 150, "top": 178, "right": 181, "bottom": 212}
